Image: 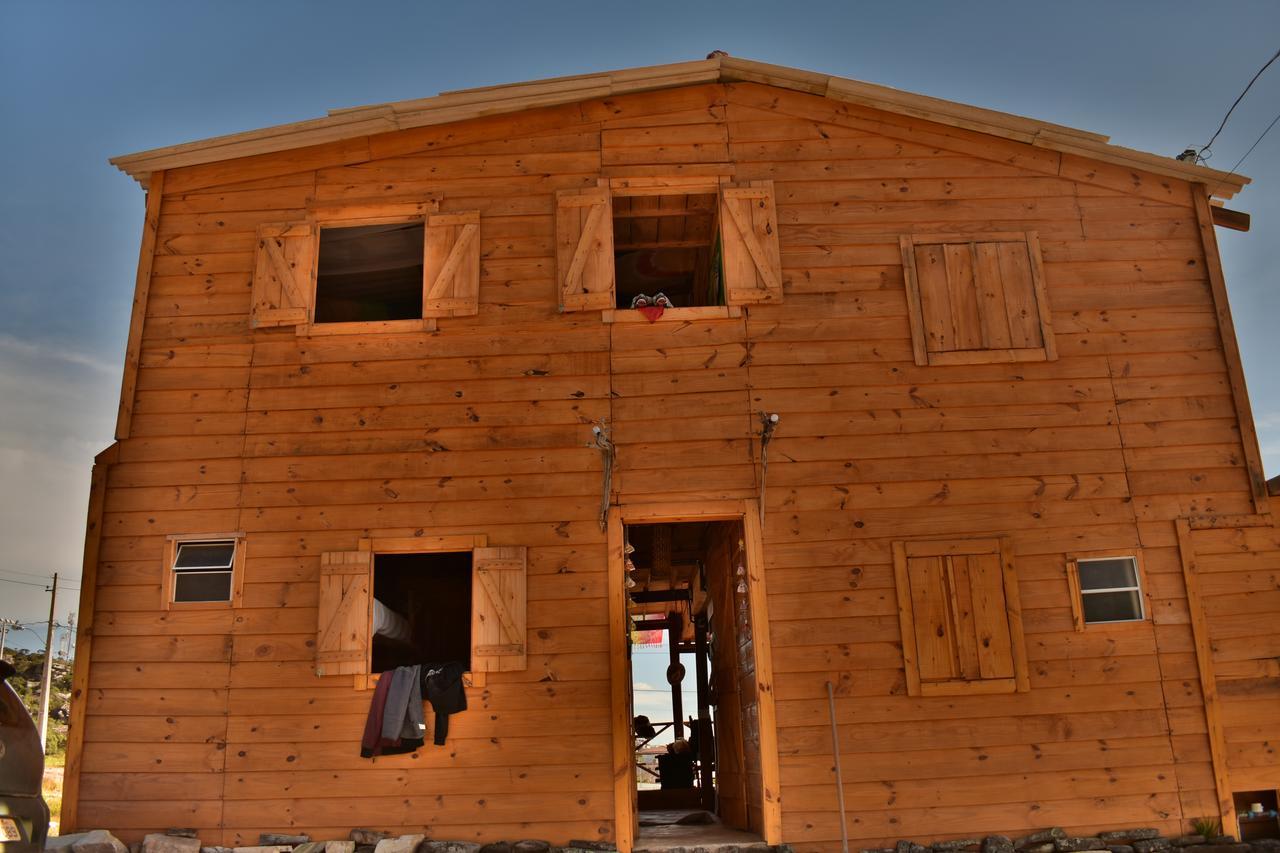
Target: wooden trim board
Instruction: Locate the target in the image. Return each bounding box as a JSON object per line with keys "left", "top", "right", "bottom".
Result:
{"left": 1175, "top": 519, "right": 1237, "bottom": 839}
{"left": 1192, "top": 186, "right": 1270, "bottom": 515}
{"left": 114, "top": 169, "right": 164, "bottom": 439}
{"left": 60, "top": 441, "right": 118, "bottom": 832}
{"left": 606, "top": 507, "right": 635, "bottom": 853}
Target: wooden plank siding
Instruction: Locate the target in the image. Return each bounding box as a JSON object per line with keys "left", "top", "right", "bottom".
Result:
{"left": 70, "top": 80, "right": 1279, "bottom": 852}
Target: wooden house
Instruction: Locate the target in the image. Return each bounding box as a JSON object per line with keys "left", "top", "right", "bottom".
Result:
{"left": 64, "top": 56, "right": 1280, "bottom": 853}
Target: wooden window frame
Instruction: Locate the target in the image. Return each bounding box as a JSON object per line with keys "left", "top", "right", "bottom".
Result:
{"left": 161, "top": 532, "right": 246, "bottom": 610}
{"left": 900, "top": 231, "right": 1056, "bottom": 366}
{"left": 353, "top": 534, "right": 490, "bottom": 690}
{"left": 892, "top": 536, "right": 1030, "bottom": 697}
{"left": 560, "top": 176, "right": 782, "bottom": 321}
{"left": 1065, "top": 550, "right": 1149, "bottom": 632}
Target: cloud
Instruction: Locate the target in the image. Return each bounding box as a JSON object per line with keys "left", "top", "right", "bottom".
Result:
{"left": 0, "top": 333, "right": 117, "bottom": 377}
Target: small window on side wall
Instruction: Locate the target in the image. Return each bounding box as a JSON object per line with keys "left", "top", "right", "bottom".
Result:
{"left": 315, "top": 223, "right": 425, "bottom": 323}
{"left": 165, "top": 535, "right": 243, "bottom": 608}
{"left": 1068, "top": 554, "right": 1145, "bottom": 629}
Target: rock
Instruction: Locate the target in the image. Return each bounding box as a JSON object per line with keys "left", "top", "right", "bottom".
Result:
{"left": 1100, "top": 834, "right": 1160, "bottom": 844}
{"left": 1023, "top": 845, "right": 1056, "bottom": 853}
{"left": 373, "top": 836, "right": 425, "bottom": 853}
{"left": 1019, "top": 832, "right": 1069, "bottom": 849}
{"left": 47, "top": 831, "right": 130, "bottom": 853}
{"left": 1055, "top": 839, "right": 1106, "bottom": 852}
{"left": 201, "top": 848, "right": 233, "bottom": 853}
{"left": 479, "top": 844, "right": 511, "bottom": 853}
{"left": 420, "top": 844, "right": 480, "bottom": 853}
{"left": 350, "top": 833, "right": 389, "bottom": 847}
{"left": 984, "top": 837, "right": 1015, "bottom": 853}
{"left": 323, "top": 845, "right": 353, "bottom": 853}
{"left": 1195, "top": 846, "right": 1249, "bottom": 853}
{"left": 512, "top": 844, "right": 549, "bottom": 853}
{"left": 1253, "top": 842, "right": 1280, "bottom": 851}
{"left": 143, "top": 836, "right": 202, "bottom": 853}
{"left": 934, "top": 842, "right": 981, "bottom": 852}
{"left": 1107, "top": 847, "right": 1134, "bottom": 853}
{"left": 1171, "top": 838, "right": 1205, "bottom": 848}
{"left": 167, "top": 834, "right": 200, "bottom": 841}
{"left": 292, "top": 845, "right": 327, "bottom": 853}
{"left": 233, "top": 848, "right": 293, "bottom": 853}
{"left": 566, "top": 844, "right": 614, "bottom": 853}
{"left": 1132, "top": 841, "right": 1171, "bottom": 853}
{"left": 261, "top": 837, "right": 310, "bottom": 848}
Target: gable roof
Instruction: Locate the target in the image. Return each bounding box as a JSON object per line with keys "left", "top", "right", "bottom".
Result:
{"left": 109, "top": 55, "right": 1249, "bottom": 199}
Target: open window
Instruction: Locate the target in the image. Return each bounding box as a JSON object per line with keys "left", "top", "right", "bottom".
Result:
{"left": 251, "top": 209, "right": 481, "bottom": 333}
{"left": 162, "top": 533, "right": 245, "bottom": 609}
{"left": 315, "top": 540, "right": 527, "bottom": 683}
{"left": 900, "top": 232, "right": 1055, "bottom": 366}
{"left": 557, "top": 180, "right": 782, "bottom": 317}
{"left": 892, "top": 536, "right": 1030, "bottom": 696}
{"left": 1066, "top": 553, "right": 1147, "bottom": 630}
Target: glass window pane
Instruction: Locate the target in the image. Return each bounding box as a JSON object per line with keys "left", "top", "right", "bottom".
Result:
{"left": 1078, "top": 557, "right": 1138, "bottom": 591}
{"left": 174, "top": 541, "right": 236, "bottom": 570}
{"left": 174, "top": 571, "right": 232, "bottom": 602}
{"left": 1082, "top": 589, "right": 1142, "bottom": 623}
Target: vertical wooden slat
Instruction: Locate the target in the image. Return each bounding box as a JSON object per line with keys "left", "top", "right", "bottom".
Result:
{"left": 914, "top": 244, "right": 954, "bottom": 353}
{"left": 972, "top": 242, "right": 1013, "bottom": 348}
{"left": 606, "top": 509, "right": 634, "bottom": 853}
{"left": 997, "top": 241, "right": 1043, "bottom": 348}
{"left": 1176, "top": 519, "right": 1238, "bottom": 838}
{"left": 943, "top": 243, "right": 983, "bottom": 350}
{"left": 968, "top": 551, "right": 1016, "bottom": 680}
{"left": 946, "top": 555, "right": 982, "bottom": 679}
{"left": 899, "top": 237, "right": 930, "bottom": 366}
{"left": 907, "top": 555, "right": 956, "bottom": 681}
{"left": 742, "top": 500, "right": 782, "bottom": 846}
{"left": 1192, "top": 186, "right": 1270, "bottom": 513}
{"left": 999, "top": 537, "right": 1031, "bottom": 694}
{"left": 114, "top": 169, "right": 164, "bottom": 440}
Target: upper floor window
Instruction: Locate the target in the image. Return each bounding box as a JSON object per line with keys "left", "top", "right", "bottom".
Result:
{"left": 1069, "top": 555, "right": 1145, "bottom": 627}
{"left": 612, "top": 191, "right": 723, "bottom": 309}
{"left": 900, "top": 232, "right": 1056, "bottom": 366}
{"left": 166, "top": 536, "right": 241, "bottom": 606}
{"left": 315, "top": 223, "right": 425, "bottom": 323}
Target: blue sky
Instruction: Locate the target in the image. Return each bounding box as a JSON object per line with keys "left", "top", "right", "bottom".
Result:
{"left": 1, "top": 0, "right": 1278, "bottom": 641}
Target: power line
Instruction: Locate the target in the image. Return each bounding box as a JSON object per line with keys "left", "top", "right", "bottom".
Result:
{"left": 1208, "top": 108, "right": 1280, "bottom": 199}
{"left": 1197, "top": 45, "right": 1280, "bottom": 160}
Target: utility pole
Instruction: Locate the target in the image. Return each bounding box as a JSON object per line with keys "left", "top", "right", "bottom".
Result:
{"left": 0, "top": 618, "right": 18, "bottom": 661}
{"left": 38, "top": 573, "right": 58, "bottom": 753}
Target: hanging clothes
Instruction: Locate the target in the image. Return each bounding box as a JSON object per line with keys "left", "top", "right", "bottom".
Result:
{"left": 423, "top": 661, "right": 468, "bottom": 746}
{"left": 360, "top": 665, "right": 425, "bottom": 757}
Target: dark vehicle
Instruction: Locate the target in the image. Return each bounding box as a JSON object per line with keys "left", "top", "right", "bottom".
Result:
{"left": 0, "top": 659, "right": 49, "bottom": 852}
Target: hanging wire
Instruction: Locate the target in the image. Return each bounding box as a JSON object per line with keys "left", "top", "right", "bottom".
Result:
{"left": 590, "top": 420, "right": 615, "bottom": 532}
{"left": 757, "top": 411, "right": 780, "bottom": 527}
{"left": 1207, "top": 108, "right": 1280, "bottom": 200}
{"left": 1195, "top": 46, "right": 1280, "bottom": 162}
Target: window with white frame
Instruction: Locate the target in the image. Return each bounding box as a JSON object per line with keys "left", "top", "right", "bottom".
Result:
{"left": 171, "top": 539, "right": 237, "bottom": 603}
{"left": 1074, "top": 556, "right": 1144, "bottom": 624}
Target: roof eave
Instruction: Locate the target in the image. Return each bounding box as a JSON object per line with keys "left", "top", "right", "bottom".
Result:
{"left": 109, "top": 55, "right": 1251, "bottom": 199}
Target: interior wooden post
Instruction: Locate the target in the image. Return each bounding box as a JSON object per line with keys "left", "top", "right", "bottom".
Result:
{"left": 606, "top": 508, "right": 636, "bottom": 853}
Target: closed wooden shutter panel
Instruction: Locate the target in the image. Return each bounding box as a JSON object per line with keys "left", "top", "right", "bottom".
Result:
{"left": 894, "top": 538, "right": 1028, "bottom": 696}
{"left": 252, "top": 222, "right": 314, "bottom": 328}
{"left": 316, "top": 550, "right": 372, "bottom": 677}
{"left": 471, "top": 546, "right": 527, "bottom": 672}
{"left": 556, "top": 188, "right": 615, "bottom": 312}
{"left": 719, "top": 180, "right": 783, "bottom": 305}
{"left": 423, "top": 211, "right": 481, "bottom": 318}
{"left": 902, "top": 233, "right": 1054, "bottom": 365}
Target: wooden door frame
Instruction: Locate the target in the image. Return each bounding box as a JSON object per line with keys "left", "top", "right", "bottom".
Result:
{"left": 607, "top": 499, "right": 782, "bottom": 851}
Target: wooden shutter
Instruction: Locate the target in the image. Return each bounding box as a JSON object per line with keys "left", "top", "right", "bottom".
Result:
{"left": 901, "top": 232, "right": 1055, "bottom": 365}
{"left": 316, "top": 550, "right": 372, "bottom": 677}
{"left": 252, "top": 222, "right": 314, "bottom": 328}
{"left": 893, "top": 538, "right": 1028, "bottom": 696}
{"left": 556, "top": 187, "right": 615, "bottom": 312}
{"left": 423, "top": 211, "right": 480, "bottom": 318}
{"left": 719, "top": 180, "right": 783, "bottom": 305}
{"left": 471, "top": 546, "right": 527, "bottom": 672}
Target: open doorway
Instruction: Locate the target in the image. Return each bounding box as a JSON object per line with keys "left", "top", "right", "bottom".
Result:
{"left": 623, "top": 519, "right": 765, "bottom": 848}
